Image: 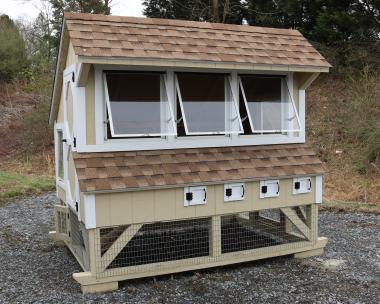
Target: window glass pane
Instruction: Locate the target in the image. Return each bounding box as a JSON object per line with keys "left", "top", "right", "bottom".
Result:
{"left": 176, "top": 73, "right": 227, "bottom": 134}
{"left": 106, "top": 73, "right": 161, "bottom": 135}
{"left": 57, "top": 130, "right": 64, "bottom": 179}
{"left": 240, "top": 76, "right": 300, "bottom": 133}
{"left": 241, "top": 76, "right": 282, "bottom": 131}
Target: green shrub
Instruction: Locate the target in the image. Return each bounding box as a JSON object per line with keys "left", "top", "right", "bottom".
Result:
{"left": 344, "top": 67, "right": 380, "bottom": 172}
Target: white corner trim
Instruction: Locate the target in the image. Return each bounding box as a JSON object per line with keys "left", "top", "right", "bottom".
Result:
{"left": 315, "top": 175, "right": 323, "bottom": 204}
{"left": 84, "top": 194, "right": 96, "bottom": 229}
{"left": 299, "top": 90, "right": 306, "bottom": 142}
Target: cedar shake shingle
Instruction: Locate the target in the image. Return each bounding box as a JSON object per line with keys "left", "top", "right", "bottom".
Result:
{"left": 73, "top": 144, "right": 325, "bottom": 192}
{"left": 63, "top": 12, "right": 330, "bottom": 69}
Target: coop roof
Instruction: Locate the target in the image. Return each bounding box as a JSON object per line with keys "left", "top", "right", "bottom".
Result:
{"left": 64, "top": 12, "right": 330, "bottom": 70}
{"left": 73, "top": 144, "right": 325, "bottom": 193}
{"left": 49, "top": 13, "right": 330, "bottom": 125}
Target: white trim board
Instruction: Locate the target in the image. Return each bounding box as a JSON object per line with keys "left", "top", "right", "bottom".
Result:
{"left": 84, "top": 194, "right": 96, "bottom": 229}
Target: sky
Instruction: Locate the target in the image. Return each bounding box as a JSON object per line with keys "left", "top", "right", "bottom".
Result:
{"left": 0, "top": 0, "right": 144, "bottom": 21}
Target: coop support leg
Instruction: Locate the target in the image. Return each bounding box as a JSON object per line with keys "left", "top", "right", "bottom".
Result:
{"left": 209, "top": 216, "right": 221, "bottom": 257}
{"left": 101, "top": 224, "right": 143, "bottom": 271}
{"left": 280, "top": 207, "right": 311, "bottom": 240}
{"left": 279, "top": 213, "right": 292, "bottom": 234}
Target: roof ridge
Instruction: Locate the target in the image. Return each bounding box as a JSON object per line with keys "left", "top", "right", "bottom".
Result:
{"left": 63, "top": 12, "right": 302, "bottom": 37}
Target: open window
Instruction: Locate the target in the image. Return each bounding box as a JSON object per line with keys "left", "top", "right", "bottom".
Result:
{"left": 239, "top": 75, "right": 301, "bottom": 134}
{"left": 175, "top": 73, "right": 243, "bottom": 136}
{"left": 104, "top": 72, "right": 175, "bottom": 137}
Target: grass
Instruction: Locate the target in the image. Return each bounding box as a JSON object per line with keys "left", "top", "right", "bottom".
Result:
{"left": 0, "top": 170, "right": 55, "bottom": 204}
{"left": 321, "top": 200, "right": 380, "bottom": 214}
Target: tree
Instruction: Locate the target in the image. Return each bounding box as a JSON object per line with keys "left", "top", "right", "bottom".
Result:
{"left": 0, "top": 15, "right": 27, "bottom": 82}
{"left": 49, "top": 0, "right": 112, "bottom": 48}
{"left": 142, "top": 0, "right": 244, "bottom": 24}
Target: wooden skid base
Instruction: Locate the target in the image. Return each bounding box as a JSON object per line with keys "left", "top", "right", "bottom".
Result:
{"left": 49, "top": 231, "right": 65, "bottom": 246}
{"left": 294, "top": 237, "right": 328, "bottom": 258}
{"left": 73, "top": 237, "right": 328, "bottom": 294}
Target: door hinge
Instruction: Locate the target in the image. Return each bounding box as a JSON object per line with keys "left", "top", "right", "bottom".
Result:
{"left": 73, "top": 137, "right": 76, "bottom": 148}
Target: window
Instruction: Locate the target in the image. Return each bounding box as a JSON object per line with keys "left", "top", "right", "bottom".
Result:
{"left": 176, "top": 73, "right": 242, "bottom": 136}
{"left": 239, "top": 76, "right": 301, "bottom": 133}
{"left": 57, "top": 130, "right": 64, "bottom": 180}
{"left": 104, "top": 72, "right": 175, "bottom": 137}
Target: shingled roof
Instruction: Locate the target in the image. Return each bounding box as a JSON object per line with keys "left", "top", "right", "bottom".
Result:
{"left": 64, "top": 12, "right": 330, "bottom": 69}
{"left": 74, "top": 144, "right": 325, "bottom": 193}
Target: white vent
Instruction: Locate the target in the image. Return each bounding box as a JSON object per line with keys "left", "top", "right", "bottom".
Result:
{"left": 224, "top": 183, "right": 245, "bottom": 202}
{"left": 184, "top": 186, "right": 207, "bottom": 206}
{"left": 260, "top": 180, "right": 280, "bottom": 198}
{"left": 293, "top": 177, "right": 312, "bottom": 194}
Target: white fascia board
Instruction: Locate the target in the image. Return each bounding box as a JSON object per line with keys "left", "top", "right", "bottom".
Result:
{"left": 315, "top": 175, "right": 323, "bottom": 204}
{"left": 83, "top": 194, "right": 96, "bottom": 229}
{"left": 76, "top": 135, "right": 304, "bottom": 153}
{"left": 79, "top": 56, "right": 330, "bottom": 73}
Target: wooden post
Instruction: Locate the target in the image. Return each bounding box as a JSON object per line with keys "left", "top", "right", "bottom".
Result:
{"left": 306, "top": 204, "right": 318, "bottom": 244}
{"left": 87, "top": 229, "right": 98, "bottom": 275}
{"left": 209, "top": 216, "right": 221, "bottom": 257}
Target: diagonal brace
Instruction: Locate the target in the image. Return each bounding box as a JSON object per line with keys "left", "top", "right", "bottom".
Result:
{"left": 101, "top": 224, "right": 143, "bottom": 271}
{"left": 280, "top": 207, "right": 311, "bottom": 240}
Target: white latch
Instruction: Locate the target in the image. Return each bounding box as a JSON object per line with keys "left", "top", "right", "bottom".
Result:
{"left": 260, "top": 180, "right": 280, "bottom": 198}
{"left": 224, "top": 183, "right": 245, "bottom": 202}
{"left": 184, "top": 186, "right": 207, "bottom": 206}
{"left": 293, "top": 177, "right": 312, "bottom": 194}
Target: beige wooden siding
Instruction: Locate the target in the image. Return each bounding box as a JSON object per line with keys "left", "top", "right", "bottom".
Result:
{"left": 86, "top": 66, "right": 96, "bottom": 144}
{"left": 57, "top": 90, "right": 65, "bottom": 123}
{"left": 66, "top": 42, "right": 77, "bottom": 68}
{"left": 94, "top": 177, "right": 316, "bottom": 227}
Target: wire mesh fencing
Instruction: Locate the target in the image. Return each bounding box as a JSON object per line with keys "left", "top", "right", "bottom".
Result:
{"left": 94, "top": 205, "right": 316, "bottom": 278}
{"left": 69, "top": 208, "right": 90, "bottom": 271}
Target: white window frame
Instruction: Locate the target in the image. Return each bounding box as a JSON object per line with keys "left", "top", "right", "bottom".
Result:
{"left": 86, "top": 66, "right": 305, "bottom": 153}
{"left": 103, "top": 72, "right": 176, "bottom": 138}
{"left": 239, "top": 75, "right": 301, "bottom": 134}
{"left": 175, "top": 73, "right": 243, "bottom": 136}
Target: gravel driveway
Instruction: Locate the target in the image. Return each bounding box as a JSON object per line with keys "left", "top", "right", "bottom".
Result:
{"left": 0, "top": 193, "right": 379, "bottom": 304}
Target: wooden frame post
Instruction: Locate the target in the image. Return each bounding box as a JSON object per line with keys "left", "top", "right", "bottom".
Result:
{"left": 209, "top": 216, "right": 221, "bottom": 257}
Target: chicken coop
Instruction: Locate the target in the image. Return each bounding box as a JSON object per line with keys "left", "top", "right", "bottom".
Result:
{"left": 49, "top": 12, "right": 330, "bottom": 293}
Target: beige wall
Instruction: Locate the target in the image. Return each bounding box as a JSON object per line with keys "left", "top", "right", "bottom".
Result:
{"left": 94, "top": 177, "right": 316, "bottom": 227}
{"left": 86, "top": 66, "right": 96, "bottom": 145}
{"left": 66, "top": 42, "right": 77, "bottom": 68}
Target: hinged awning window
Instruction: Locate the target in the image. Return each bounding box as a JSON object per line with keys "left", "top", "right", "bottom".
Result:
{"left": 175, "top": 73, "right": 243, "bottom": 135}
{"left": 104, "top": 72, "right": 176, "bottom": 137}
{"left": 239, "top": 76, "right": 301, "bottom": 134}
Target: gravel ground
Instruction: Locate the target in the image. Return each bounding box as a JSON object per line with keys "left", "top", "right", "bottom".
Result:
{"left": 0, "top": 192, "right": 379, "bottom": 304}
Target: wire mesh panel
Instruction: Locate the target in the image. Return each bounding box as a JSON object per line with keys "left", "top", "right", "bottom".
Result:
{"left": 56, "top": 210, "right": 68, "bottom": 235}
{"left": 69, "top": 209, "right": 90, "bottom": 270}
{"left": 221, "top": 208, "right": 310, "bottom": 254}
{"left": 94, "top": 205, "right": 316, "bottom": 279}
{"left": 96, "top": 218, "right": 211, "bottom": 277}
